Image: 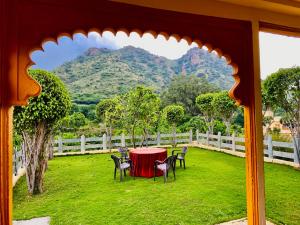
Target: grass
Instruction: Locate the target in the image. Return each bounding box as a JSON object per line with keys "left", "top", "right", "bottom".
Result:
{"left": 13, "top": 147, "right": 300, "bottom": 225}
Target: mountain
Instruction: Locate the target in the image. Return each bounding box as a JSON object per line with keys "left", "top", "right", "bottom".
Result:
{"left": 53, "top": 46, "right": 234, "bottom": 104}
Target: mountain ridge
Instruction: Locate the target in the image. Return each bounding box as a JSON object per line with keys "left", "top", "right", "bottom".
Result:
{"left": 53, "top": 46, "right": 234, "bottom": 104}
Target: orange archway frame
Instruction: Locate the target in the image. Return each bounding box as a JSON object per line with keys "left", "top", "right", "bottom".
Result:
{"left": 0, "top": 0, "right": 265, "bottom": 224}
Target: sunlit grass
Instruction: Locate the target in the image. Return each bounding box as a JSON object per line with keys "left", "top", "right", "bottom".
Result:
{"left": 13, "top": 147, "right": 300, "bottom": 225}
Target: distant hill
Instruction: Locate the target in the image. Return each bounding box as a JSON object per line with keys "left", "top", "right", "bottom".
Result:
{"left": 53, "top": 46, "right": 234, "bottom": 104}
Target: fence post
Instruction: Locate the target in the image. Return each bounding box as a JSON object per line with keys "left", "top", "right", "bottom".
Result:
{"left": 267, "top": 135, "right": 273, "bottom": 159}
{"left": 58, "top": 136, "right": 63, "bottom": 153}
{"left": 196, "top": 129, "right": 199, "bottom": 144}
{"left": 173, "top": 130, "right": 177, "bottom": 146}
{"left": 189, "top": 129, "right": 193, "bottom": 144}
{"left": 157, "top": 132, "right": 161, "bottom": 146}
{"left": 121, "top": 133, "right": 125, "bottom": 147}
{"left": 218, "top": 132, "right": 221, "bottom": 149}
{"left": 293, "top": 138, "right": 300, "bottom": 165}
{"left": 232, "top": 132, "right": 236, "bottom": 152}
{"left": 81, "top": 135, "right": 86, "bottom": 153}
{"left": 103, "top": 133, "right": 107, "bottom": 150}
{"left": 206, "top": 131, "right": 209, "bottom": 145}
{"left": 13, "top": 148, "right": 17, "bottom": 176}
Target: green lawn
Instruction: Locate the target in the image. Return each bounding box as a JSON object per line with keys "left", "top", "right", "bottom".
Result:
{"left": 13, "top": 147, "right": 300, "bottom": 225}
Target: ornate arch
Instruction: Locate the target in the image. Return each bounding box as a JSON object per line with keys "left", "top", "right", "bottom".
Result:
{"left": 1, "top": 1, "right": 264, "bottom": 225}
{"left": 11, "top": 0, "right": 253, "bottom": 106}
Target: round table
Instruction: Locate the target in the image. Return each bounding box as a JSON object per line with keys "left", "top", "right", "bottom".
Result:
{"left": 130, "top": 147, "right": 167, "bottom": 178}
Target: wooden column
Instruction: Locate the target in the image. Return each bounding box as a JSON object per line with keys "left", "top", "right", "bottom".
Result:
{"left": 243, "top": 21, "right": 266, "bottom": 225}
{"left": 0, "top": 106, "right": 13, "bottom": 225}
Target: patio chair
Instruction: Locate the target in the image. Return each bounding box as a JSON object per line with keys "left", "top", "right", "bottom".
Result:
{"left": 172, "top": 146, "right": 188, "bottom": 169}
{"left": 154, "top": 155, "right": 177, "bottom": 183}
{"left": 111, "top": 154, "right": 134, "bottom": 181}
{"left": 118, "top": 147, "right": 129, "bottom": 162}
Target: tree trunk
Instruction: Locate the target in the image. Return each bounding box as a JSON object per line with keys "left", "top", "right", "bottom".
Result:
{"left": 172, "top": 125, "right": 177, "bottom": 148}
{"left": 23, "top": 122, "right": 50, "bottom": 195}
{"left": 225, "top": 121, "right": 231, "bottom": 136}
{"left": 109, "top": 125, "right": 112, "bottom": 151}
{"left": 132, "top": 126, "right": 136, "bottom": 148}
{"left": 140, "top": 128, "right": 148, "bottom": 147}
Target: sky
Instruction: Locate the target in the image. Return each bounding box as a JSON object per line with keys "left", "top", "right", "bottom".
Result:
{"left": 31, "top": 31, "right": 300, "bottom": 79}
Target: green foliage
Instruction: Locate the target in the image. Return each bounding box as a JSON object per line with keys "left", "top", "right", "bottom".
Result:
{"left": 69, "top": 112, "right": 86, "bottom": 128}
{"left": 213, "top": 120, "right": 227, "bottom": 135}
{"left": 178, "top": 116, "right": 207, "bottom": 133}
{"left": 96, "top": 97, "right": 121, "bottom": 123}
{"left": 71, "top": 104, "right": 96, "bottom": 121}
{"left": 263, "top": 67, "right": 300, "bottom": 137}
{"left": 13, "top": 131, "right": 22, "bottom": 148}
{"left": 161, "top": 75, "right": 219, "bottom": 115}
{"left": 53, "top": 46, "right": 233, "bottom": 105}
{"left": 212, "top": 91, "right": 237, "bottom": 135}
{"left": 233, "top": 107, "right": 244, "bottom": 128}
{"left": 196, "top": 92, "right": 218, "bottom": 133}
{"left": 13, "top": 69, "right": 71, "bottom": 194}
{"left": 162, "top": 105, "right": 185, "bottom": 128}
{"left": 212, "top": 91, "right": 237, "bottom": 121}
{"left": 196, "top": 93, "right": 216, "bottom": 115}
{"left": 14, "top": 69, "right": 71, "bottom": 133}
{"left": 122, "top": 86, "right": 161, "bottom": 146}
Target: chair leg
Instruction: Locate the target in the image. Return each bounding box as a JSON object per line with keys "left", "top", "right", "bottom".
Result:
{"left": 120, "top": 169, "right": 123, "bottom": 182}
{"left": 183, "top": 159, "right": 186, "bottom": 169}
{"left": 114, "top": 167, "right": 116, "bottom": 180}
{"left": 164, "top": 171, "right": 167, "bottom": 183}
{"left": 131, "top": 165, "right": 135, "bottom": 180}
{"left": 124, "top": 169, "right": 126, "bottom": 177}
{"left": 173, "top": 167, "right": 176, "bottom": 180}
{"left": 154, "top": 166, "right": 156, "bottom": 181}
{"left": 180, "top": 160, "right": 182, "bottom": 168}
{"left": 167, "top": 170, "right": 169, "bottom": 178}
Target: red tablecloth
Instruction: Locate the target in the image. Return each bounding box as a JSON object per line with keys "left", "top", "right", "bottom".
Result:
{"left": 130, "top": 147, "right": 167, "bottom": 178}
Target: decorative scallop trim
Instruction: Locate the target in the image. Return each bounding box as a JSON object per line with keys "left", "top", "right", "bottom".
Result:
{"left": 26, "top": 28, "right": 240, "bottom": 105}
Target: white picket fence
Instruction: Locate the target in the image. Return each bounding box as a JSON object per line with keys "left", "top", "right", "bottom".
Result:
{"left": 12, "top": 130, "right": 298, "bottom": 177}
{"left": 54, "top": 130, "right": 193, "bottom": 153}
{"left": 196, "top": 130, "right": 298, "bottom": 164}
{"left": 13, "top": 146, "right": 24, "bottom": 176}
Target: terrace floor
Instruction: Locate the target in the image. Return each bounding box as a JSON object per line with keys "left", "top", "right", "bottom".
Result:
{"left": 13, "top": 147, "right": 300, "bottom": 225}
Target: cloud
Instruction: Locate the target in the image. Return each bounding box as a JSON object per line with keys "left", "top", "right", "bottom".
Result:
{"left": 259, "top": 32, "right": 300, "bottom": 79}
{"left": 31, "top": 30, "right": 300, "bottom": 77}
{"left": 31, "top": 33, "right": 119, "bottom": 70}
{"left": 31, "top": 31, "right": 196, "bottom": 70}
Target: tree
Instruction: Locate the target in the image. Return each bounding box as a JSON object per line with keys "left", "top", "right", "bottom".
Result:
{"left": 14, "top": 69, "right": 71, "bottom": 194}
{"left": 178, "top": 116, "right": 207, "bottom": 133}
{"left": 122, "top": 86, "right": 160, "bottom": 148}
{"left": 96, "top": 97, "right": 122, "bottom": 149}
{"left": 212, "top": 91, "right": 238, "bottom": 136}
{"left": 263, "top": 67, "right": 300, "bottom": 161}
{"left": 162, "top": 105, "right": 185, "bottom": 147}
{"left": 69, "top": 112, "right": 86, "bottom": 128}
{"left": 161, "top": 75, "right": 218, "bottom": 116}
{"left": 196, "top": 93, "right": 217, "bottom": 134}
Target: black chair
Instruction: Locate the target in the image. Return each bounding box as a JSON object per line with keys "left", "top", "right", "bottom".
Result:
{"left": 154, "top": 155, "right": 177, "bottom": 183}
{"left": 172, "top": 146, "right": 188, "bottom": 169}
{"left": 111, "top": 155, "right": 134, "bottom": 181}
{"left": 118, "top": 147, "right": 129, "bottom": 162}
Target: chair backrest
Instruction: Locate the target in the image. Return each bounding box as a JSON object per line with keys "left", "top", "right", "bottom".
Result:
{"left": 118, "top": 147, "right": 129, "bottom": 158}
{"left": 111, "top": 155, "right": 121, "bottom": 169}
{"left": 165, "top": 155, "right": 177, "bottom": 169}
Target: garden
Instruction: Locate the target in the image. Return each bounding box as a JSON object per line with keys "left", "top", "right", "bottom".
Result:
{"left": 13, "top": 147, "right": 300, "bottom": 225}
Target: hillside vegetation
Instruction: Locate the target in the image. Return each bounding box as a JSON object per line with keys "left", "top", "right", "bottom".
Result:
{"left": 53, "top": 46, "right": 234, "bottom": 104}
